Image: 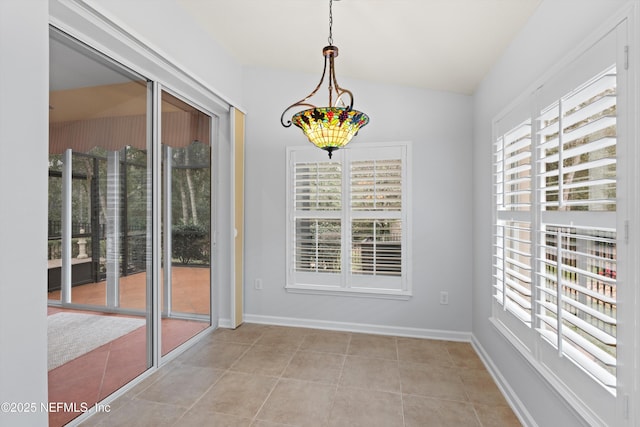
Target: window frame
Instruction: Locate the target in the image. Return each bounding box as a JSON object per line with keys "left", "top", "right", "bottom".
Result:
{"left": 286, "top": 141, "right": 412, "bottom": 299}
{"left": 490, "top": 16, "right": 635, "bottom": 427}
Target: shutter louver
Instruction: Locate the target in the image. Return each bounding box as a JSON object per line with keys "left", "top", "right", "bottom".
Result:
{"left": 493, "top": 115, "right": 533, "bottom": 326}
{"left": 536, "top": 226, "right": 617, "bottom": 388}
{"left": 293, "top": 161, "right": 342, "bottom": 274}
{"left": 295, "top": 162, "right": 342, "bottom": 211}
{"left": 350, "top": 159, "right": 402, "bottom": 278}
{"left": 351, "top": 219, "right": 401, "bottom": 276}
{"left": 351, "top": 159, "right": 402, "bottom": 211}
{"left": 494, "top": 221, "right": 532, "bottom": 324}
{"left": 495, "top": 120, "right": 532, "bottom": 212}
{"left": 538, "top": 67, "right": 617, "bottom": 212}
{"left": 294, "top": 219, "right": 341, "bottom": 273}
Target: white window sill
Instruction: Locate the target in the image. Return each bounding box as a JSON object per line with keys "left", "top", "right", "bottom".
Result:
{"left": 285, "top": 284, "right": 412, "bottom": 300}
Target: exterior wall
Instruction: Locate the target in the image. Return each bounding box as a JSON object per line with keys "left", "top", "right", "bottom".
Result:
{"left": 242, "top": 66, "right": 474, "bottom": 337}
{"left": 0, "top": 1, "right": 49, "bottom": 425}
{"left": 472, "top": 1, "right": 631, "bottom": 425}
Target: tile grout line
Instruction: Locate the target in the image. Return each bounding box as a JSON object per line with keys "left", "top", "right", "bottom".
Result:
{"left": 249, "top": 327, "right": 305, "bottom": 425}
{"left": 448, "top": 345, "right": 480, "bottom": 422}
{"left": 449, "top": 344, "right": 489, "bottom": 427}
{"left": 325, "top": 331, "right": 352, "bottom": 425}
{"left": 220, "top": 329, "right": 267, "bottom": 423}
{"left": 170, "top": 329, "right": 262, "bottom": 426}
{"left": 396, "top": 336, "right": 407, "bottom": 427}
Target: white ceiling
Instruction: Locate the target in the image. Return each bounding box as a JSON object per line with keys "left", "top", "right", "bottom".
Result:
{"left": 178, "top": 0, "right": 541, "bottom": 95}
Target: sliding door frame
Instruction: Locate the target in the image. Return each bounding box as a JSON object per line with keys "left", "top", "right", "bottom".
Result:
{"left": 48, "top": 0, "right": 243, "bottom": 418}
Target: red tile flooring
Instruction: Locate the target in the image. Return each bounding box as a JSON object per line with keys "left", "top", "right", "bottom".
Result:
{"left": 47, "top": 267, "right": 210, "bottom": 426}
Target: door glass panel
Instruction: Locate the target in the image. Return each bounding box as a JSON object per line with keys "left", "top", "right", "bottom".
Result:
{"left": 161, "top": 91, "right": 212, "bottom": 356}
{"left": 47, "top": 28, "right": 151, "bottom": 425}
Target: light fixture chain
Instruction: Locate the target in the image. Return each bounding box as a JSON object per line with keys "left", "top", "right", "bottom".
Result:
{"left": 328, "top": 0, "right": 333, "bottom": 45}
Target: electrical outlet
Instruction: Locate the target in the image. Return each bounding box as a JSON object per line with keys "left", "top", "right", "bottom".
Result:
{"left": 439, "top": 291, "right": 449, "bottom": 305}
{"left": 255, "top": 279, "right": 263, "bottom": 290}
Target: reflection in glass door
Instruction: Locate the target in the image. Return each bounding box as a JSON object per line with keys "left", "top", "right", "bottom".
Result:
{"left": 47, "top": 28, "right": 151, "bottom": 426}
{"left": 47, "top": 26, "right": 218, "bottom": 427}
{"left": 160, "top": 91, "right": 212, "bottom": 355}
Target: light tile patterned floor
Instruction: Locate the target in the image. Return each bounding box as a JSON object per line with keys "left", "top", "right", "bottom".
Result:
{"left": 80, "top": 323, "right": 521, "bottom": 427}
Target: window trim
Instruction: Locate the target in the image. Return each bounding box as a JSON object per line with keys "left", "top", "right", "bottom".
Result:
{"left": 286, "top": 141, "right": 412, "bottom": 300}
{"left": 489, "top": 10, "right": 636, "bottom": 426}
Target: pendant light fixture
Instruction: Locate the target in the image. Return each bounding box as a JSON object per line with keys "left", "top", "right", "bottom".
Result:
{"left": 280, "top": 0, "right": 369, "bottom": 159}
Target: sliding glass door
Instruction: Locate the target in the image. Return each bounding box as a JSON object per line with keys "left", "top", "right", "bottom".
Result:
{"left": 48, "top": 32, "right": 152, "bottom": 312}
{"left": 160, "top": 91, "right": 212, "bottom": 356}
{"left": 47, "top": 27, "right": 215, "bottom": 425}
{"left": 48, "top": 28, "right": 152, "bottom": 425}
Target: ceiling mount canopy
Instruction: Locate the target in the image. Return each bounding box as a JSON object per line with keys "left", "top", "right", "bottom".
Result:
{"left": 280, "top": 0, "right": 369, "bottom": 159}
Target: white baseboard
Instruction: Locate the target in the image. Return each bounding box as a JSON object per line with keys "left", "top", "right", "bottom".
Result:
{"left": 241, "top": 313, "right": 472, "bottom": 342}
{"left": 217, "top": 317, "right": 234, "bottom": 329}
{"left": 471, "top": 334, "right": 539, "bottom": 427}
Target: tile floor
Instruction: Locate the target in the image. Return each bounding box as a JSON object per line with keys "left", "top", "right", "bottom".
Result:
{"left": 81, "top": 323, "right": 522, "bottom": 427}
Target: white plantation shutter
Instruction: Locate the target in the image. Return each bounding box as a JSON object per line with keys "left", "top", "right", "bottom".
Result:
{"left": 293, "top": 161, "right": 342, "bottom": 274}
{"left": 287, "top": 144, "right": 410, "bottom": 296}
{"left": 294, "top": 161, "right": 342, "bottom": 212}
{"left": 493, "top": 45, "right": 620, "bottom": 408}
{"left": 350, "top": 158, "right": 402, "bottom": 283}
{"left": 538, "top": 67, "right": 617, "bottom": 212}
{"left": 489, "top": 21, "right": 628, "bottom": 425}
{"left": 495, "top": 119, "right": 532, "bottom": 211}
{"left": 493, "top": 63, "right": 619, "bottom": 393}
{"left": 294, "top": 219, "right": 341, "bottom": 273}
{"left": 535, "top": 64, "right": 618, "bottom": 391}
{"left": 536, "top": 226, "right": 617, "bottom": 387}
{"left": 493, "top": 221, "right": 532, "bottom": 325}
{"left": 351, "top": 219, "right": 401, "bottom": 276}
{"left": 351, "top": 159, "right": 402, "bottom": 212}
{"left": 494, "top": 114, "right": 533, "bottom": 325}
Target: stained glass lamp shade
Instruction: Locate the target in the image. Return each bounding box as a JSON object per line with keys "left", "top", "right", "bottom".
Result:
{"left": 291, "top": 107, "right": 369, "bottom": 158}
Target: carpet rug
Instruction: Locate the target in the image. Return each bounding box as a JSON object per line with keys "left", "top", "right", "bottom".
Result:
{"left": 48, "top": 312, "right": 145, "bottom": 371}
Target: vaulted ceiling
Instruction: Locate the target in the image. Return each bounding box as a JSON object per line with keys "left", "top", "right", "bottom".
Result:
{"left": 178, "top": 0, "right": 541, "bottom": 95}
